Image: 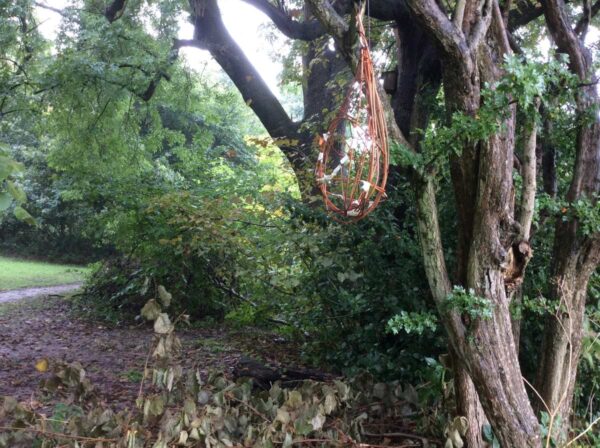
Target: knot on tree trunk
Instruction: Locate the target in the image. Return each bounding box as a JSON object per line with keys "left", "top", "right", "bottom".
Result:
{"left": 502, "top": 240, "right": 533, "bottom": 291}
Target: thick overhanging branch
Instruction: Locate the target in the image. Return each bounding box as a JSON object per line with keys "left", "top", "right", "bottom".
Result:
{"left": 240, "top": 0, "right": 325, "bottom": 40}
{"left": 190, "top": 0, "right": 295, "bottom": 139}
{"left": 305, "top": 0, "right": 349, "bottom": 41}
{"left": 405, "top": 0, "right": 471, "bottom": 65}
{"left": 187, "top": 0, "right": 307, "bottom": 175}
{"left": 305, "top": 0, "right": 354, "bottom": 65}
{"left": 542, "top": 0, "right": 590, "bottom": 78}
{"left": 508, "top": 0, "right": 543, "bottom": 30}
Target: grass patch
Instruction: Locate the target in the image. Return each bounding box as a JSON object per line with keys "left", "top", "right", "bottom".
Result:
{"left": 0, "top": 256, "right": 89, "bottom": 291}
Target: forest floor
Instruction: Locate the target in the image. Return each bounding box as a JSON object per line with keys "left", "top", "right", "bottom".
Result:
{"left": 0, "top": 293, "right": 306, "bottom": 411}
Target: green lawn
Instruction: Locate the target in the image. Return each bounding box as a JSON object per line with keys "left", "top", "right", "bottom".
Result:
{"left": 0, "top": 256, "right": 89, "bottom": 291}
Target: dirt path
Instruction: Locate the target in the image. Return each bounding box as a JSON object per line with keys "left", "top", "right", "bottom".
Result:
{"left": 0, "top": 283, "right": 82, "bottom": 303}
{"left": 0, "top": 295, "right": 304, "bottom": 410}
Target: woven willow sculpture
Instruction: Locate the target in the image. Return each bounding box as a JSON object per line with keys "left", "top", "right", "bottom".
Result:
{"left": 315, "top": 13, "right": 389, "bottom": 223}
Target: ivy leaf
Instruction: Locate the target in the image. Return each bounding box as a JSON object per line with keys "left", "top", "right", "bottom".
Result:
{"left": 143, "top": 394, "right": 165, "bottom": 417}
{"left": 282, "top": 433, "right": 293, "bottom": 448}
{"left": 324, "top": 393, "right": 337, "bottom": 414}
{"left": 276, "top": 408, "right": 291, "bottom": 424}
{"left": 311, "top": 412, "right": 326, "bottom": 430}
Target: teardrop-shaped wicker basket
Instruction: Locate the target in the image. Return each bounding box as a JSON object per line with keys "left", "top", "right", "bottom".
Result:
{"left": 315, "top": 13, "right": 388, "bottom": 223}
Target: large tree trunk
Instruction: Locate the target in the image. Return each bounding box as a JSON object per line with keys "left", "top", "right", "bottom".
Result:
{"left": 535, "top": 89, "right": 600, "bottom": 438}
{"left": 535, "top": 0, "right": 600, "bottom": 438}
{"left": 457, "top": 118, "right": 541, "bottom": 448}
{"left": 536, "top": 263, "right": 595, "bottom": 440}
{"left": 406, "top": 1, "right": 542, "bottom": 445}
{"left": 414, "top": 178, "right": 487, "bottom": 447}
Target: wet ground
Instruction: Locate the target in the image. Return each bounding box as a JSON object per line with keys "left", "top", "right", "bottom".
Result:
{"left": 0, "top": 293, "right": 298, "bottom": 410}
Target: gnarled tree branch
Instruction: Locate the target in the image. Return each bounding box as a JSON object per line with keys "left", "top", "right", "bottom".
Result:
{"left": 405, "top": 0, "right": 471, "bottom": 65}
{"left": 189, "top": 0, "right": 296, "bottom": 140}
{"left": 468, "top": 0, "right": 494, "bottom": 50}
{"left": 543, "top": 0, "right": 590, "bottom": 78}
{"left": 241, "top": 0, "right": 325, "bottom": 40}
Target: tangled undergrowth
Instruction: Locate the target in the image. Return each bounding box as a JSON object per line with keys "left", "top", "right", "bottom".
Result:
{"left": 0, "top": 289, "right": 446, "bottom": 448}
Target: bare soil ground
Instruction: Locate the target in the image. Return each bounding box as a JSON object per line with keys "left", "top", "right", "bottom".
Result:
{"left": 0, "top": 294, "right": 300, "bottom": 410}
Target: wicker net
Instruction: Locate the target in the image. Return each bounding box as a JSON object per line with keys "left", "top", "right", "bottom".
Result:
{"left": 315, "top": 14, "right": 388, "bottom": 223}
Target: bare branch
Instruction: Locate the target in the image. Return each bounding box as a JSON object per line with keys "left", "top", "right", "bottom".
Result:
{"left": 34, "top": 2, "right": 71, "bottom": 17}
{"left": 492, "top": 0, "right": 512, "bottom": 54}
{"left": 468, "top": 0, "right": 494, "bottom": 50}
{"left": 518, "top": 100, "right": 540, "bottom": 240}
{"left": 454, "top": 0, "right": 467, "bottom": 28}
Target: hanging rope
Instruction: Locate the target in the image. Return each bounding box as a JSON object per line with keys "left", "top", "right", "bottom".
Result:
{"left": 315, "top": 10, "right": 388, "bottom": 223}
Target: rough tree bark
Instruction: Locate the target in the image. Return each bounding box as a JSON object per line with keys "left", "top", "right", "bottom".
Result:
{"left": 535, "top": 0, "right": 600, "bottom": 438}
{"left": 405, "top": 0, "right": 542, "bottom": 445}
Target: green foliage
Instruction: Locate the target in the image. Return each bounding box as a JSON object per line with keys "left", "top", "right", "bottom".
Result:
{"left": 536, "top": 193, "right": 600, "bottom": 237}
{"left": 407, "top": 54, "right": 579, "bottom": 180}
{"left": 387, "top": 310, "right": 438, "bottom": 335}
{"left": 0, "top": 148, "right": 33, "bottom": 224}
{"left": 444, "top": 286, "right": 494, "bottom": 321}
